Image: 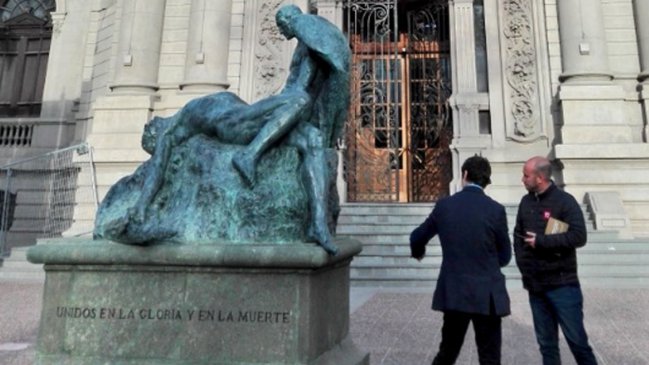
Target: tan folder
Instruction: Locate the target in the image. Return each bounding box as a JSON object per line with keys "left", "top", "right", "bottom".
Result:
{"left": 545, "top": 217, "right": 569, "bottom": 235}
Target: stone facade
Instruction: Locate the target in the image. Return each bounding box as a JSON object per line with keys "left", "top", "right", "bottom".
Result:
{"left": 3, "top": 0, "right": 649, "bottom": 237}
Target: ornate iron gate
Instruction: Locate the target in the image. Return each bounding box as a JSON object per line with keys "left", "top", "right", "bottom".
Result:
{"left": 343, "top": 0, "right": 452, "bottom": 202}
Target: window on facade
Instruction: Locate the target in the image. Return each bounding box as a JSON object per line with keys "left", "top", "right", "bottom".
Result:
{"left": 0, "top": 0, "right": 55, "bottom": 117}
{"left": 479, "top": 110, "right": 491, "bottom": 134}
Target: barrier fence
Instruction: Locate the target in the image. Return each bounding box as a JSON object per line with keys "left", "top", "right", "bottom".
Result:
{"left": 0, "top": 143, "right": 98, "bottom": 257}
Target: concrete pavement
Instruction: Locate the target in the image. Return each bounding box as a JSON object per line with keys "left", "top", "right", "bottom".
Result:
{"left": 350, "top": 286, "right": 649, "bottom": 364}
{"left": 1, "top": 280, "right": 648, "bottom": 364}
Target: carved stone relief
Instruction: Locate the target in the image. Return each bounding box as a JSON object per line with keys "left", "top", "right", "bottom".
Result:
{"left": 253, "top": 0, "right": 287, "bottom": 100}
{"left": 503, "top": 0, "right": 540, "bottom": 140}
{"left": 457, "top": 103, "right": 480, "bottom": 114}
{"left": 51, "top": 11, "right": 66, "bottom": 34}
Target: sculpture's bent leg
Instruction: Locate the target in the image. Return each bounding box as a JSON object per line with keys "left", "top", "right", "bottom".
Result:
{"left": 287, "top": 124, "right": 339, "bottom": 255}
{"left": 232, "top": 91, "right": 311, "bottom": 186}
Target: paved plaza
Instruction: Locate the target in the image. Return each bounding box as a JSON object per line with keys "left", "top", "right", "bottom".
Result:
{"left": 350, "top": 286, "right": 649, "bottom": 364}
{"left": 1, "top": 280, "right": 648, "bottom": 364}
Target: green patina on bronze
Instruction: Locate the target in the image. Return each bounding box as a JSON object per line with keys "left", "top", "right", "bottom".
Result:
{"left": 93, "top": 5, "right": 351, "bottom": 255}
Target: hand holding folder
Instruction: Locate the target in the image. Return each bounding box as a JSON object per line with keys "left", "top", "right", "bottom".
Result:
{"left": 545, "top": 217, "right": 569, "bottom": 235}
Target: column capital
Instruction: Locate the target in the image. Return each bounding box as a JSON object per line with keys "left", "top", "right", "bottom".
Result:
{"left": 50, "top": 11, "right": 66, "bottom": 35}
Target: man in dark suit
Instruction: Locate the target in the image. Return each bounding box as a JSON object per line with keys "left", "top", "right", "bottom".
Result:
{"left": 411, "top": 155, "right": 512, "bottom": 365}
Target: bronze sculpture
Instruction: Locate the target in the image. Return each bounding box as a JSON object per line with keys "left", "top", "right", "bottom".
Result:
{"left": 94, "top": 5, "right": 351, "bottom": 255}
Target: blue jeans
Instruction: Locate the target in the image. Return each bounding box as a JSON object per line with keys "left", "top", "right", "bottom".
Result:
{"left": 529, "top": 285, "right": 597, "bottom": 365}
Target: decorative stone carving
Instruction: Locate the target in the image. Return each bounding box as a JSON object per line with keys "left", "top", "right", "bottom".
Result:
{"left": 50, "top": 11, "right": 66, "bottom": 35}
{"left": 503, "top": 0, "right": 539, "bottom": 140}
{"left": 254, "top": 0, "right": 287, "bottom": 100}
{"left": 456, "top": 103, "right": 480, "bottom": 114}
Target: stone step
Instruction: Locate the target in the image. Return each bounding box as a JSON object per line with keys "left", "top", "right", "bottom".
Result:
{"left": 350, "top": 276, "right": 649, "bottom": 289}
{"left": 340, "top": 203, "right": 434, "bottom": 216}
{"left": 339, "top": 231, "right": 629, "bottom": 246}
{"left": 353, "top": 251, "right": 649, "bottom": 266}
{"left": 338, "top": 214, "right": 428, "bottom": 225}
{"left": 357, "top": 243, "right": 649, "bottom": 257}
{"left": 0, "top": 247, "right": 44, "bottom": 282}
{"left": 340, "top": 203, "right": 590, "bottom": 217}
{"left": 0, "top": 270, "right": 45, "bottom": 282}
{"left": 3, "top": 231, "right": 40, "bottom": 246}
{"left": 351, "top": 263, "right": 649, "bottom": 280}
{"left": 342, "top": 202, "right": 648, "bottom": 287}
{"left": 1, "top": 259, "right": 45, "bottom": 270}
{"left": 338, "top": 204, "right": 597, "bottom": 232}
{"left": 338, "top": 218, "right": 597, "bottom": 232}
{"left": 2, "top": 246, "right": 29, "bottom": 258}
{"left": 338, "top": 225, "right": 422, "bottom": 235}
{"left": 337, "top": 223, "right": 611, "bottom": 236}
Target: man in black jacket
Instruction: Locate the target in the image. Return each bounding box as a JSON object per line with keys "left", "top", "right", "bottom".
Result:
{"left": 411, "top": 156, "right": 511, "bottom": 365}
{"left": 514, "top": 156, "right": 597, "bottom": 365}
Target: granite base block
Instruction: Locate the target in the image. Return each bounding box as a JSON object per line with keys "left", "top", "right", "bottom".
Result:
{"left": 27, "top": 238, "right": 369, "bottom": 365}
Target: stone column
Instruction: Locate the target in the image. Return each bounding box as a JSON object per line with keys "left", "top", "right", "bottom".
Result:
{"left": 633, "top": 0, "right": 649, "bottom": 82}
{"left": 449, "top": 0, "right": 490, "bottom": 191}
{"left": 39, "top": 1, "right": 92, "bottom": 147}
{"left": 555, "top": 0, "right": 642, "bottom": 217}
{"left": 316, "top": 0, "right": 346, "bottom": 204}
{"left": 557, "top": 0, "right": 612, "bottom": 82}
{"left": 111, "top": 0, "right": 166, "bottom": 94}
{"left": 634, "top": 0, "right": 649, "bottom": 140}
{"left": 556, "top": 0, "right": 630, "bottom": 144}
{"left": 453, "top": 0, "right": 477, "bottom": 94}
{"left": 180, "top": 0, "right": 233, "bottom": 92}
{"left": 81, "top": 0, "right": 167, "bottom": 236}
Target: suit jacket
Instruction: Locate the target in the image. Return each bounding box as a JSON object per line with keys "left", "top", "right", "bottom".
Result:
{"left": 410, "top": 185, "right": 512, "bottom": 316}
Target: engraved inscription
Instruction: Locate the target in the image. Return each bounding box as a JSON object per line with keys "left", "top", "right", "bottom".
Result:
{"left": 55, "top": 306, "right": 292, "bottom": 324}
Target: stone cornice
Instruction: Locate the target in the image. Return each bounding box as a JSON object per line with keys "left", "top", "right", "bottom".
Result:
{"left": 28, "top": 238, "right": 363, "bottom": 269}
{"left": 555, "top": 143, "right": 649, "bottom": 159}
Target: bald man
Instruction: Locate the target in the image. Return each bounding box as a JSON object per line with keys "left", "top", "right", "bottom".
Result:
{"left": 514, "top": 156, "right": 597, "bottom": 365}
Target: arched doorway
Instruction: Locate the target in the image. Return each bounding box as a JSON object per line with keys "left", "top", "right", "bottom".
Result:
{"left": 343, "top": 0, "right": 452, "bottom": 203}
{"left": 0, "top": 0, "right": 55, "bottom": 118}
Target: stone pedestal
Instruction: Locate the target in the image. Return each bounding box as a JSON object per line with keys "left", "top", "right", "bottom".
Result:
{"left": 555, "top": 144, "right": 649, "bottom": 236}
{"left": 585, "top": 191, "right": 633, "bottom": 239}
{"left": 558, "top": 83, "right": 631, "bottom": 144}
{"left": 27, "top": 238, "right": 369, "bottom": 365}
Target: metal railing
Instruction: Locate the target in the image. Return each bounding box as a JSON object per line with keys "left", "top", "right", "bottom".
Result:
{"left": 0, "top": 143, "right": 98, "bottom": 256}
